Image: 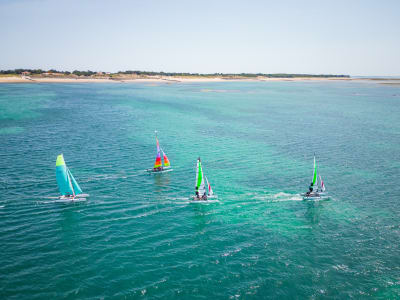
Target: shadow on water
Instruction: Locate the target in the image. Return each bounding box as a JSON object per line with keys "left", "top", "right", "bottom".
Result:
{"left": 58, "top": 205, "right": 84, "bottom": 234}
{"left": 191, "top": 202, "right": 216, "bottom": 234}
{"left": 304, "top": 201, "right": 324, "bottom": 225}
{"left": 153, "top": 173, "right": 171, "bottom": 193}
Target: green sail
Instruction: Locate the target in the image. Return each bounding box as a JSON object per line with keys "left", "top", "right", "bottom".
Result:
{"left": 312, "top": 156, "right": 317, "bottom": 186}
{"left": 197, "top": 160, "right": 203, "bottom": 188}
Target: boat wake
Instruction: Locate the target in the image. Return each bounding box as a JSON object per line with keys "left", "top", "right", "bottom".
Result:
{"left": 84, "top": 173, "right": 139, "bottom": 182}
{"left": 246, "top": 192, "right": 303, "bottom": 202}
{"left": 189, "top": 198, "right": 220, "bottom": 204}
{"left": 165, "top": 197, "right": 220, "bottom": 204}
{"left": 37, "top": 198, "right": 88, "bottom": 204}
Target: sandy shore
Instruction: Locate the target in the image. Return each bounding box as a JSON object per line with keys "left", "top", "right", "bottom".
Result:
{"left": 0, "top": 76, "right": 356, "bottom": 84}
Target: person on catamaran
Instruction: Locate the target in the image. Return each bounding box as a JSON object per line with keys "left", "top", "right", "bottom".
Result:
{"left": 195, "top": 186, "right": 200, "bottom": 199}
{"left": 202, "top": 192, "right": 208, "bottom": 201}
{"left": 305, "top": 182, "right": 314, "bottom": 196}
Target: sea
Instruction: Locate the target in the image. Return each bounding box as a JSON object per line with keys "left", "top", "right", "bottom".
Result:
{"left": 0, "top": 80, "right": 399, "bottom": 299}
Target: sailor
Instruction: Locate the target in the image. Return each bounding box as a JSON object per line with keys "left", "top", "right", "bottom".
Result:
{"left": 195, "top": 186, "right": 200, "bottom": 199}
{"left": 202, "top": 192, "right": 208, "bottom": 200}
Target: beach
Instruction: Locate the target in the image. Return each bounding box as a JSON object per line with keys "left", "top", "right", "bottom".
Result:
{"left": 0, "top": 75, "right": 355, "bottom": 84}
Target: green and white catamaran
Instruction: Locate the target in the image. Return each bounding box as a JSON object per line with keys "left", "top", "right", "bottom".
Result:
{"left": 303, "top": 155, "right": 327, "bottom": 200}
{"left": 55, "top": 154, "right": 88, "bottom": 201}
{"left": 192, "top": 157, "right": 217, "bottom": 201}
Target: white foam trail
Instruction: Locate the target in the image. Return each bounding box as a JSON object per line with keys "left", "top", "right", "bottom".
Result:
{"left": 248, "top": 192, "right": 303, "bottom": 202}
{"left": 84, "top": 173, "right": 140, "bottom": 182}
{"left": 189, "top": 199, "right": 220, "bottom": 204}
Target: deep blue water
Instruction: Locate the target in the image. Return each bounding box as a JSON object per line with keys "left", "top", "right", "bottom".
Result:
{"left": 0, "top": 81, "right": 399, "bottom": 299}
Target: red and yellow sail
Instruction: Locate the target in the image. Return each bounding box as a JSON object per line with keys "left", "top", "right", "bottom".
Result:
{"left": 162, "top": 151, "right": 170, "bottom": 167}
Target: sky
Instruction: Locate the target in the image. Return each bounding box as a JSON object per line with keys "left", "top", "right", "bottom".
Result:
{"left": 0, "top": 0, "right": 399, "bottom": 76}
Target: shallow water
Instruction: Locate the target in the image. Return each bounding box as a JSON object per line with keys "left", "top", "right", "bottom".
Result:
{"left": 0, "top": 81, "right": 399, "bottom": 299}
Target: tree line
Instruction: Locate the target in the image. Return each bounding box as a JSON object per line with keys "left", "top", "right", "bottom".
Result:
{"left": 0, "top": 69, "right": 350, "bottom": 78}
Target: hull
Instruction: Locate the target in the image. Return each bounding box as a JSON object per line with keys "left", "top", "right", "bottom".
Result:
{"left": 146, "top": 168, "right": 173, "bottom": 174}
{"left": 57, "top": 194, "right": 89, "bottom": 202}
{"left": 56, "top": 197, "right": 87, "bottom": 203}
{"left": 190, "top": 195, "right": 218, "bottom": 201}
{"left": 302, "top": 193, "right": 329, "bottom": 201}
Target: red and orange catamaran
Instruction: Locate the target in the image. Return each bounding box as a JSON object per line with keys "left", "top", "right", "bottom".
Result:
{"left": 147, "top": 131, "right": 173, "bottom": 173}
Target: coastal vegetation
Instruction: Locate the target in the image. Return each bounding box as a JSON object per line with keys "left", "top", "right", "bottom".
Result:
{"left": 0, "top": 69, "right": 350, "bottom": 79}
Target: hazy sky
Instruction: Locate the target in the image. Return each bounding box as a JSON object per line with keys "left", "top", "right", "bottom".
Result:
{"left": 1, "top": 0, "right": 399, "bottom": 75}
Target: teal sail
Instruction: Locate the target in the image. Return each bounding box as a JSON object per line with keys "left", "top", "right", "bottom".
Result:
{"left": 67, "top": 168, "right": 82, "bottom": 195}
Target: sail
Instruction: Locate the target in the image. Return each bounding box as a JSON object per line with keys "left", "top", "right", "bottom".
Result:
{"left": 67, "top": 167, "right": 82, "bottom": 195}
{"left": 153, "top": 137, "right": 162, "bottom": 168}
{"left": 312, "top": 156, "right": 317, "bottom": 186}
{"left": 319, "top": 175, "right": 326, "bottom": 192}
{"left": 205, "top": 176, "right": 214, "bottom": 196}
{"left": 55, "top": 154, "right": 74, "bottom": 196}
{"left": 162, "top": 150, "right": 170, "bottom": 167}
{"left": 196, "top": 158, "right": 205, "bottom": 195}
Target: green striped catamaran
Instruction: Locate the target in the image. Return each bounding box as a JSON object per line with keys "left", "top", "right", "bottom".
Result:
{"left": 303, "top": 155, "right": 328, "bottom": 200}
{"left": 192, "top": 157, "right": 216, "bottom": 201}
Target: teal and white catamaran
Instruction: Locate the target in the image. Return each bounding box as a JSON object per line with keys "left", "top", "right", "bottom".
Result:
{"left": 303, "top": 155, "right": 328, "bottom": 201}
{"left": 55, "top": 154, "right": 88, "bottom": 202}
{"left": 192, "top": 157, "right": 217, "bottom": 201}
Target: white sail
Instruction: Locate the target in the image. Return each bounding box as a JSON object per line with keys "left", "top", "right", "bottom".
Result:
{"left": 205, "top": 176, "right": 214, "bottom": 196}
{"left": 319, "top": 175, "right": 326, "bottom": 192}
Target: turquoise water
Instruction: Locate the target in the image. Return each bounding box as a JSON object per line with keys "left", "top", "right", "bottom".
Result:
{"left": 0, "top": 81, "right": 399, "bottom": 299}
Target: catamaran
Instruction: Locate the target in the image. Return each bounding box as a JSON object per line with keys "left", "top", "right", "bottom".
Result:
{"left": 192, "top": 157, "right": 217, "bottom": 201}
{"left": 303, "top": 155, "right": 328, "bottom": 200}
{"left": 146, "top": 131, "right": 173, "bottom": 174}
{"left": 55, "top": 154, "right": 88, "bottom": 201}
